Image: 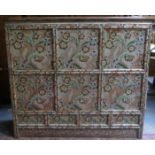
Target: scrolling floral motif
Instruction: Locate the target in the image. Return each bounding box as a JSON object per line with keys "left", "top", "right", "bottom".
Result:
{"left": 9, "top": 30, "right": 53, "bottom": 70}
{"left": 102, "top": 28, "right": 146, "bottom": 69}
{"left": 56, "top": 29, "right": 99, "bottom": 70}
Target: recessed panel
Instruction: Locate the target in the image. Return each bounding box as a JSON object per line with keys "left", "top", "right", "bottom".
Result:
{"left": 101, "top": 74, "right": 142, "bottom": 110}
{"left": 57, "top": 74, "right": 99, "bottom": 113}
{"left": 14, "top": 75, "right": 55, "bottom": 111}
{"left": 48, "top": 115, "right": 76, "bottom": 125}
{"left": 80, "top": 115, "right": 108, "bottom": 125}
{"left": 9, "top": 30, "right": 53, "bottom": 70}
{"left": 17, "top": 114, "right": 45, "bottom": 125}
{"left": 102, "top": 28, "right": 146, "bottom": 69}
{"left": 56, "top": 29, "right": 100, "bottom": 70}
{"left": 112, "top": 114, "right": 139, "bottom": 125}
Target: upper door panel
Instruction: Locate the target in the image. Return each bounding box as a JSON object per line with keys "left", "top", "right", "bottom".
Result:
{"left": 6, "top": 23, "right": 150, "bottom": 71}
{"left": 8, "top": 29, "right": 53, "bottom": 70}
{"left": 56, "top": 28, "right": 100, "bottom": 70}
{"left": 102, "top": 28, "right": 146, "bottom": 69}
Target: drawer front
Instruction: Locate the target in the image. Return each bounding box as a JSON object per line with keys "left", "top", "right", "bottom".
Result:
{"left": 80, "top": 114, "right": 108, "bottom": 126}
{"left": 6, "top": 22, "right": 151, "bottom": 138}
{"left": 17, "top": 114, "right": 45, "bottom": 126}
{"left": 48, "top": 114, "right": 76, "bottom": 126}
{"left": 111, "top": 114, "right": 140, "bottom": 125}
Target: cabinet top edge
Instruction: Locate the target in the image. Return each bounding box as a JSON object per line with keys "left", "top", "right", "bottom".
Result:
{"left": 4, "top": 16, "right": 155, "bottom": 22}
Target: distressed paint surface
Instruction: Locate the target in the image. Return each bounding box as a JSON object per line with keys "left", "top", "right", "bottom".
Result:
{"left": 14, "top": 75, "right": 55, "bottom": 111}
{"left": 5, "top": 22, "right": 151, "bottom": 138}
{"left": 112, "top": 114, "right": 139, "bottom": 124}
{"left": 56, "top": 29, "right": 99, "bottom": 70}
{"left": 80, "top": 115, "right": 108, "bottom": 125}
{"left": 57, "top": 74, "right": 98, "bottom": 113}
{"left": 17, "top": 114, "right": 45, "bottom": 125}
{"left": 9, "top": 30, "right": 53, "bottom": 70}
{"left": 102, "top": 28, "right": 146, "bottom": 69}
{"left": 48, "top": 115, "right": 76, "bottom": 125}
{"left": 101, "top": 74, "right": 142, "bottom": 110}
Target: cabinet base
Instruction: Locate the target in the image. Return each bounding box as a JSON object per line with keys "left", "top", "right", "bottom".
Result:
{"left": 16, "top": 128, "right": 140, "bottom": 139}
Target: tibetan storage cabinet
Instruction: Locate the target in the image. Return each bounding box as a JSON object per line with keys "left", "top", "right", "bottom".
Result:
{"left": 5, "top": 17, "right": 152, "bottom": 139}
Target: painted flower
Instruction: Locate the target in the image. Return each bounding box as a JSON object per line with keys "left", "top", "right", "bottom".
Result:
{"left": 134, "top": 76, "right": 141, "bottom": 82}
{"left": 125, "top": 32, "right": 131, "bottom": 39}
{"left": 60, "top": 84, "right": 68, "bottom": 93}
{"left": 105, "top": 40, "right": 113, "bottom": 49}
{"left": 78, "top": 33, "right": 85, "bottom": 40}
{"left": 17, "top": 84, "right": 25, "bottom": 93}
{"left": 14, "top": 41, "right": 22, "bottom": 49}
{"left": 91, "top": 50, "right": 97, "bottom": 56}
{"left": 123, "top": 77, "right": 129, "bottom": 83}
{"left": 103, "top": 84, "right": 112, "bottom": 92}
{"left": 22, "top": 116, "right": 29, "bottom": 123}
{"left": 34, "top": 55, "right": 44, "bottom": 62}
{"left": 102, "top": 59, "right": 108, "bottom": 67}
{"left": 17, "top": 32, "right": 24, "bottom": 40}
{"left": 79, "top": 55, "right": 89, "bottom": 62}
{"left": 124, "top": 54, "right": 134, "bottom": 62}
{"left": 63, "top": 76, "right": 71, "bottom": 84}
{"left": 33, "top": 33, "right": 40, "bottom": 40}
{"left": 46, "top": 31, "right": 52, "bottom": 38}
{"left": 79, "top": 98, "right": 85, "bottom": 104}
{"left": 20, "top": 77, "right": 27, "bottom": 84}
{"left": 126, "top": 88, "right": 132, "bottom": 95}
{"left": 110, "top": 32, "right": 116, "bottom": 39}
{"left": 122, "top": 97, "right": 128, "bottom": 103}
{"left": 63, "top": 32, "right": 70, "bottom": 40}
{"left": 108, "top": 77, "right": 115, "bottom": 84}
{"left": 36, "top": 45, "right": 44, "bottom": 53}
{"left": 81, "top": 86, "right": 90, "bottom": 96}
{"left": 117, "top": 116, "right": 124, "bottom": 122}
{"left": 78, "top": 77, "right": 85, "bottom": 84}
{"left": 59, "top": 41, "right": 68, "bottom": 49}
{"left": 85, "top": 117, "right": 91, "bottom": 122}
{"left": 130, "top": 116, "right": 137, "bottom": 123}
{"left": 82, "top": 46, "right": 90, "bottom": 53}
{"left": 101, "top": 100, "right": 107, "bottom": 109}
{"left": 91, "top": 30, "right": 98, "bottom": 37}
{"left": 90, "top": 76, "right": 96, "bottom": 82}
{"left": 90, "top": 38, "right": 97, "bottom": 46}
{"left": 39, "top": 89, "right": 46, "bottom": 96}
{"left": 128, "top": 45, "right": 136, "bottom": 52}
{"left": 53, "top": 116, "right": 60, "bottom": 122}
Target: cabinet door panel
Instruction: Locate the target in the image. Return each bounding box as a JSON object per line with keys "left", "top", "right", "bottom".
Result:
{"left": 57, "top": 74, "right": 99, "bottom": 113}
{"left": 9, "top": 30, "right": 53, "bottom": 70}
{"left": 14, "top": 75, "right": 55, "bottom": 111}
{"left": 56, "top": 28, "right": 100, "bottom": 70}
{"left": 102, "top": 28, "right": 146, "bottom": 69}
{"left": 101, "top": 74, "right": 142, "bottom": 110}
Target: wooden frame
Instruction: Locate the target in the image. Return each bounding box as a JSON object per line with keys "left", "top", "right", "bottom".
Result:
{"left": 5, "top": 18, "right": 152, "bottom": 139}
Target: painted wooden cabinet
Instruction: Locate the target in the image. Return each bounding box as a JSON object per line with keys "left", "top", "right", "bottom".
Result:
{"left": 5, "top": 18, "right": 152, "bottom": 139}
